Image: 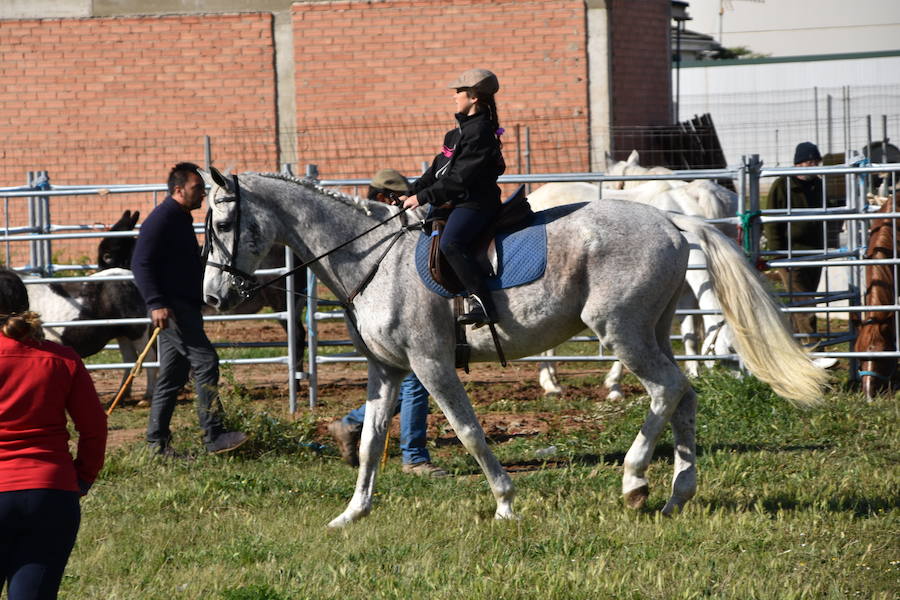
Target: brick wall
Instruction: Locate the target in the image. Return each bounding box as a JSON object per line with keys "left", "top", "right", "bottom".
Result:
{"left": 0, "top": 13, "right": 277, "bottom": 265}
{"left": 608, "top": 0, "right": 672, "bottom": 128}
{"left": 291, "top": 0, "right": 590, "bottom": 180}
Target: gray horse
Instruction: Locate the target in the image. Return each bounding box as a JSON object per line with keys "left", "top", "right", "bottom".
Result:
{"left": 199, "top": 168, "right": 827, "bottom": 527}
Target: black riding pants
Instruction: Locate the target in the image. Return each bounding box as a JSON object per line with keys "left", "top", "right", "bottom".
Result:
{"left": 439, "top": 204, "right": 499, "bottom": 311}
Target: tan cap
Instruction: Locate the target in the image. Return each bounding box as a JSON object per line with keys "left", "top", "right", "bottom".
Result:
{"left": 448, "top": 68, "right": 499, "bottom": 95}
{"left": 370, "top": 169, "right": 409, "bottom": 193}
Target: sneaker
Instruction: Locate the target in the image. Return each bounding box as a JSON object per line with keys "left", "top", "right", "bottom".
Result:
{"left": 206, "top": 431, "right": 250, "bottom": 454}
{"left": 328, "top": 419, "right": 361, "bottom": 467}
{"left": 402, "top": 461, "right": 449, "bottom": 478}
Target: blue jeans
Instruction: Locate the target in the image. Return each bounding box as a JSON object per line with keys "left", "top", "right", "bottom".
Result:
{"left": 0, "top": 489, "right": 80, "bottom": 600}
{"left": 343, "top": 373, "right": 431, "bottom": 465}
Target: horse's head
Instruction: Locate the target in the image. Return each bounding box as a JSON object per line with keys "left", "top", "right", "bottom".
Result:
{"left": 603, "top": 150, "right": 643, "bottom": 190}
{"left": 98, "top": 210, "right": 140, "bottom": 269}
{"left": 200, "top": 167, "right": 276, "bottom": 311}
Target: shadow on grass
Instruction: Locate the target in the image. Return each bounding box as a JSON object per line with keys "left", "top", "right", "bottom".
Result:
{"left": 699, "top": 492, "right": 899, "bottom": 518}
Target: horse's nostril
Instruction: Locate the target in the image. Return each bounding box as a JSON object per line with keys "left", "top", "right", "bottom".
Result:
{"left": 205, "top": 295, "right": 220, "bottom": 308}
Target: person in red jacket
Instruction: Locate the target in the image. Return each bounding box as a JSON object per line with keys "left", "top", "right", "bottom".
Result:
{"left": 0, "top": 268, "right": 107, "bottom": 600}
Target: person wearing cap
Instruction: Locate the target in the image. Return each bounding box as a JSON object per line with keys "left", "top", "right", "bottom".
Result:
{"left": 328, "top": 169, "right": 447, "bottom": 478}
{"left": 762, "top": 141, "right": 828, "bottom": 343}
{"left": 401, "top": 68, "right": 506, "bottom": 327}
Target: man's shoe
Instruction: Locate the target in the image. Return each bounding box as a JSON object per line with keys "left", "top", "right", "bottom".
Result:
{"left": 402, "top": 461, "right": 449, "bottom": 478}
{"left": 328, "top": 419, "right": 361, "bottom": 467}
{"left": 206, "top": 431, "right": 250, "bottom": 454}
{"left": 148, "top": 443, "right": 192, "bottom": 461}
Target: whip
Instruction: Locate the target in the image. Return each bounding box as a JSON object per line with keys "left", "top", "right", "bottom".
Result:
{"left": 106, "top": 326, "right": 161, "bottom": 416}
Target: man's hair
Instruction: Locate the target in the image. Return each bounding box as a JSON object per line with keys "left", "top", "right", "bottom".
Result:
{"left": 167, "top": 162, "right": 202, "bottom": 195}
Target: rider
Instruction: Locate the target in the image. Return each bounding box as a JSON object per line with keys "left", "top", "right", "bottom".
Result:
{"left": 402, "top": 68, "right": 506, "bottom": 327}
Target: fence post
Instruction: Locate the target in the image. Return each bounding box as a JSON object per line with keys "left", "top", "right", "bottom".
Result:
{"left": 746, "top": 154, "right": 762, "bottom": 267}
{"left": 27, "top": 171, "right": 36, "bottom": 272}
{"left": 38, "top": 171, "right": 51, "bottom": 275}
{"left": 306, "top": 268, "right": 318, "bottom": 409}
{"left": 305, "top": 164, "right": 318, "bottom": 180}
{"left": 285, "top": 245, "right": 299, "bottom": 414}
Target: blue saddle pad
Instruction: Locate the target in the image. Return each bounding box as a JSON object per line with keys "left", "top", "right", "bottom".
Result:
{"left": 414, "top": 210, "right": 547, "bottom": 298}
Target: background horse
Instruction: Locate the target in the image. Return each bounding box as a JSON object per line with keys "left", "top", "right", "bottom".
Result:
{"left": 528, "top": 179, "right": 738, "bottom": 397}
{"left": 25, "top": 267, "right": 156, "bottom": 400}
{"left": 200, "top": 168, "right": 825, "bottom": 527}
{"left": 854, "top": 194, "right": 899, "bottom": 397}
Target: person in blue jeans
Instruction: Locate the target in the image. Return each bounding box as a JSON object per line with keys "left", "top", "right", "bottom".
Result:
{"left": 327, "top": 169, "right": 447, "bottom": 478}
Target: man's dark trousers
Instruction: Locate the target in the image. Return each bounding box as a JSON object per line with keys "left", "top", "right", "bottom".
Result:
{"left": 147, "top": 300, "right": 224, "bottom": 447}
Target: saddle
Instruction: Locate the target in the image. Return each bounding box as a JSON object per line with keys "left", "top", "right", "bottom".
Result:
{"left": 428, "top": 184, "right": 533, "bottom": 294}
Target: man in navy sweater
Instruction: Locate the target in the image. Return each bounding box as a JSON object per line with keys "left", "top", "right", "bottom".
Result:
{"left": 132, "top": 162, "right": 247, "bottom": 456}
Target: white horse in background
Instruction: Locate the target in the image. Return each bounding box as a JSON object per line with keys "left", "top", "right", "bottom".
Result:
{"left": 200, "top": 168, "right": 825, "bottom": 526}
{"left": 604, "top": 149, "right": 675, "bottom": 190}
{"left": 529, "top": 177, "right": 739, "bottom": 398}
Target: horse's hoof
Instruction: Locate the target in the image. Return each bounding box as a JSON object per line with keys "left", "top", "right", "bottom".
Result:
{"left": 661, "top": 498, "right": 685, "bottom": 516}
{"left": 494, "top": 509, "right": 521, "bottom": 521}
{"left": 136, "top": 399, "right": 151, "bottom": 408}
{"left": 623, "top": 485, "right": 650, "bottom": 510}
{"left": 327, "top": 508, "right": 369, "bottom": 529}
{"left": 606, "top": 390, "right": 624, "bottom": 401}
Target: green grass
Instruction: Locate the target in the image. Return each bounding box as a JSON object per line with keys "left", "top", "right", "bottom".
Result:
{"left": 66, "top": 369, "right": 898, "bottom": 599}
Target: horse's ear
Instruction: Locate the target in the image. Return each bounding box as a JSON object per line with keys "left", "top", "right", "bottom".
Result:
{"left": 128, "top": 210, "right": 140, "bottom": 229}
{"left": 110, "top": 210, "right": 132, "bottom": 231}
{"left": 200, "top": 166, "right": 232, "bottom": 193}
{"left": 627, "top": 149, "right": 640, "bottom": 165}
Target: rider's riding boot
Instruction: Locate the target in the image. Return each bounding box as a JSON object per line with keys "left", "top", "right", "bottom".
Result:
{"left": 458, "top": 291, "right": 496, "bottom": 328}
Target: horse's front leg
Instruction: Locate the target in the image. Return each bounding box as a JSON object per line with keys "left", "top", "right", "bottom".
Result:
{"left": 417, "top": 362, "right": 517, "bottom": 520}
{"left": 327, "top": 363, "right": 402, "bottom": 528}
{"left": 604, "top": 360, "right": 625, "bottom": 400}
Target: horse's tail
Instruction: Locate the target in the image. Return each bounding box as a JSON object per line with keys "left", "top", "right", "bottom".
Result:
{"left": 667, "top": 212, "right": 828, "bottom": 407}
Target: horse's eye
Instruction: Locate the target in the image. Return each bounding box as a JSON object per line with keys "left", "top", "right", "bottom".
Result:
{"left": 216, "top": 221, "right": 232, "bottom": 233}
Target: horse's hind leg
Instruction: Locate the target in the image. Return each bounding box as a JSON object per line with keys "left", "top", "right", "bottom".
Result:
{"left": 416, "top": 364, "right": 516, "bottom": 520}
{"left": 664, "top": 386, "right": 697, "bottom": 515}
{"left": 538, "top": 347, "right": 563, "bottom": 395}
{"left": 601, "top": 307, "right": 692, "bottom": 510}
{"left": 328, "top": 361, "right": 402, "bottom": 528}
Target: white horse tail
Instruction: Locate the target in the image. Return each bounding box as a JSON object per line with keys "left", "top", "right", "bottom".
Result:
{"left": 666, "top": 212, "right": 828, "bottom": 407}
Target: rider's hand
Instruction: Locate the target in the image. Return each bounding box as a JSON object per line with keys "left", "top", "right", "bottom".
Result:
{"left": 401, "top": 195, "right": 420, "bottom": 210}
{"left": 151, "top": 307, "right": 173, "bottom": 330}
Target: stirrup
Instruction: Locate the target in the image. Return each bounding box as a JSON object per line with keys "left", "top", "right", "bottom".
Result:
{"left": 457, "top": 294, "right": 495, "bottom": 328}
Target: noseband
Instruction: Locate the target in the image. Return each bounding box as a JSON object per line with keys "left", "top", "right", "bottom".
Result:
{"left": 202, "top": 174, "right": 259, "bottom": 299}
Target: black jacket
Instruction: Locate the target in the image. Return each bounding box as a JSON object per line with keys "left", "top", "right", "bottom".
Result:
{"left": 132, "top": 196, "right": 204, "bottom": 311}
{"left": 412, "top": 110, "right": 505, "bottom": 210}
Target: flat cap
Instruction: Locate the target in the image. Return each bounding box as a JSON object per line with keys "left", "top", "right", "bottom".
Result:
{"left": 370, "top": 169, "right": 409, "bottom": 193}
{"left": 448, "top": 68, "right": 499, "bottom": 95}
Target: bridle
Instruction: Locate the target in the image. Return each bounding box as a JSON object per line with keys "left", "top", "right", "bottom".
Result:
{"left": 202, "top": 174, "right": 419, "bottom": 304}
{"left": 202, "top": 174, "right": 260, "bottom": 299}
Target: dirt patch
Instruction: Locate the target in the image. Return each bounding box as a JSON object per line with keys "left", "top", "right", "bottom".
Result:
{"left": 95, "top": 318, "right": 629, "bottom": 451}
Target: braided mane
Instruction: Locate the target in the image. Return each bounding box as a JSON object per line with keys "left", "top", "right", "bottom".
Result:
{"left": 255, "top": 172, "right": 372, "bottom": 215}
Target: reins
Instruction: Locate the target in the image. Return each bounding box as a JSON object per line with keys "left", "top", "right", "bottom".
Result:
{"left": 203, "top": 175, "right": 427, "bottom": 307}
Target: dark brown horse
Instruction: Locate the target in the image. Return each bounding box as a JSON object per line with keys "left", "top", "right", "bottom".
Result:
{"left": 854, "top": 195, "right": 900, "bottom": 397}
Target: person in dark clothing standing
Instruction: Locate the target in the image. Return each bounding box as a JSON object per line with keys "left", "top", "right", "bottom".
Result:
{"left": 402, "top": 68, "right": 506, "bottom": 327}
{"left": 762, "top": 141, "right": 828, "bottom": 344}
{"left": 132, "top": 162, "right": 247, "bottom": 456}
